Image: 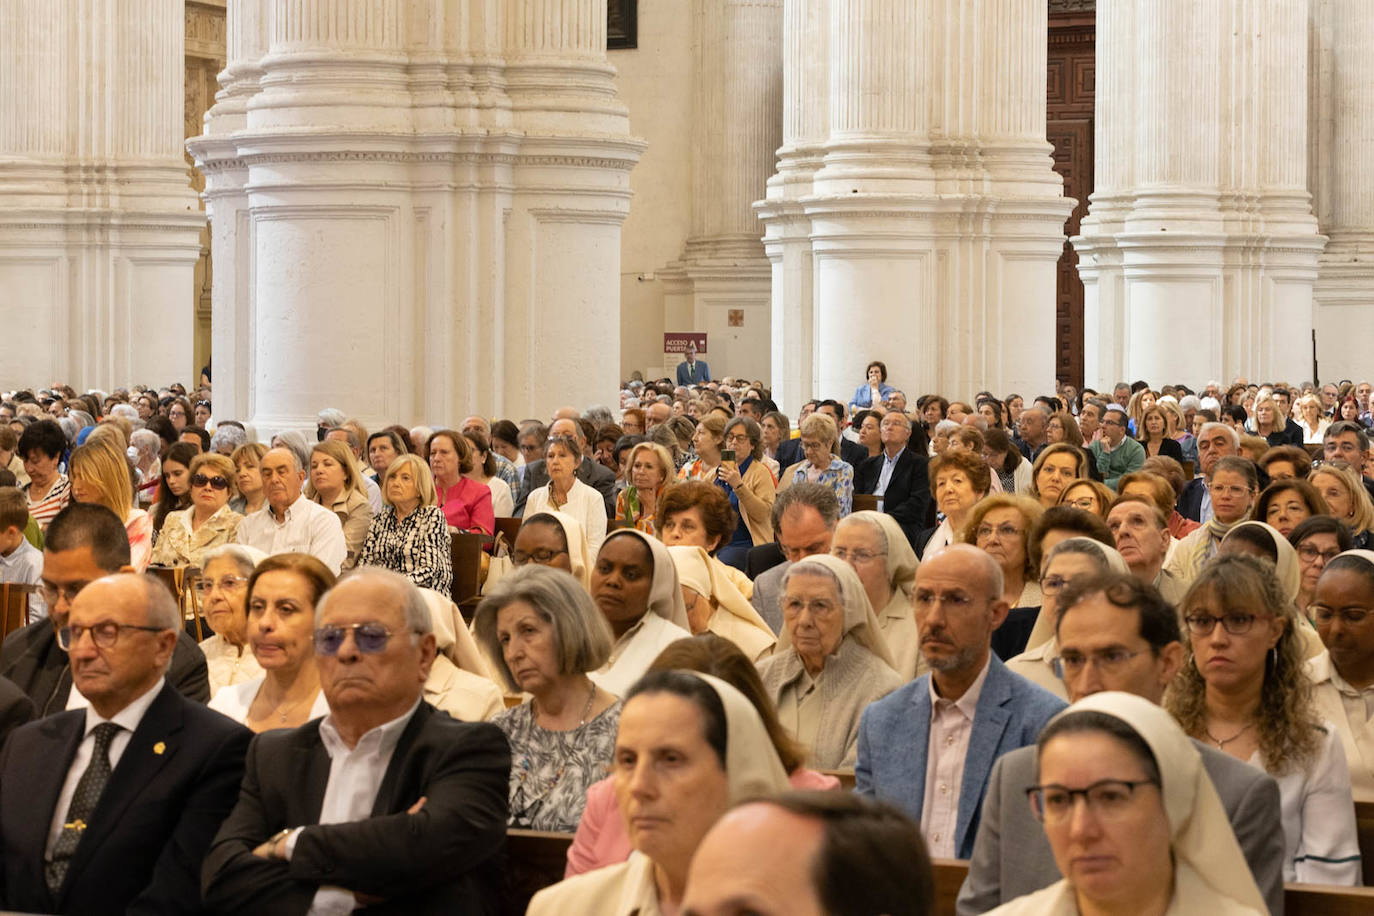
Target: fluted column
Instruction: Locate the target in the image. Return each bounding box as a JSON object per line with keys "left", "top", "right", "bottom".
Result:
{"left": 190, "top": 0, "right": 642, "bottom": 435}
{"left": 1311, "top": 0, "right": 1374, "bottom": 381}
{"left": 0, "top": 0, "right": 204, "bottom": 390}
{"left": 1074, "top": 0, "right": 1323, "bottom": 388}
{"left": 759, "top": 0, "right": 1071, "bottom": 409}
{"left": 660, "top": 0, "right": 783, "bottom": 382}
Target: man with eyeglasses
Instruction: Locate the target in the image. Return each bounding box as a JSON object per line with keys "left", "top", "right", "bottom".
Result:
{"left": 0, "top": 572, "right": 250, "bottom": 915}
{"left": 855, "top": 545, "right": 1066, "bottom": 861}
{"left": 0, "top": 503, "right": 209, "bottom": 716}
{"left": 1179, "top": 421, "right": 1241, "bottom": 522}
{"left": 204, "top": 567, "right": 509, "bottom": 913}
{"left": 1323, "top": 421, "right": 1374, "bottom": 503}
{"left": 956, "top": 571, "right": 1284, "bottom": 915}
{"left": 854, "top": 411, "right": 931, "bottom": 548}
{"left": 1087, "top": 405, "right": 1144, "bottom": 491}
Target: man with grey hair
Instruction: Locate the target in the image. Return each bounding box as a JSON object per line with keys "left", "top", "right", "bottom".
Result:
{"left": 210, "top": 423, "right": 247, "bottom": 457}
{"left": 855, "top": 544, "right": 1066, "bottom": 860}
{"left": 0, "top": 573, "right": 250, "bottom": 914}
{"left": 750, "top": 483, "right": 842, "bottom": 634}
{"left": 1012, "top": 405, "right": 1049, "bottom": 461}
{"left": 1178, "top": 421, "right": 1240, "bottom": 522}
{"left": 316, "top": 408, "right": 345, "bottom": 437}
{"left": 234, "top": 446, "right": 346, "bottom": 574}
{"left": 203, "top": 568, "right": 510, "bottom": 913}
{"left": 514, "top": 416, "right": 616, "bottom": 517}
{"left": 855, "top": 409, "right": 930, "bottom": 547}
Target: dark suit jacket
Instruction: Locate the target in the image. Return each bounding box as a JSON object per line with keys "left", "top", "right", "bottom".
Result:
{"left": 676, "top": 359, "right": 710, "bottom": 385}
{"left": 0, "top": 620, "right": 209, "bottom": 717}
{"left": 775, "top": 438, "right": 803, "bottom": 470}
{"left": 853, "top": 449, "right": 931, "bottom": 546}
{"left": 744, "top": 542, "right": 784, "bottom": 580}
{"left": 0, "top": 675, "right": 33, "bottom": 748}
{"left": 955, "top": 739, "right": 1286, "bottom": 916}
{"left": 514, "top": 456, "right": 616, "bottom": 519}
{"left": 0, "top": 682, "right": 251, "bottom": 915}
{"left": 1177, "top": 476, "right": 1207, "bottom": 522}
{"left": 202, "top": 702, "right": 510, "bottom": 916}
{"left": 837, "top": 437, "right": 868, "bottom": 470}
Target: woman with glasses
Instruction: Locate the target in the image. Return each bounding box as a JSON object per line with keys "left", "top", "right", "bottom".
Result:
{"left": 1307, "top": 550, "right": 1374, "bottom": 802}
{"left": 355, "top": 454, "right": 452, "bottom": 594}
{"left": 1166, "top": 553, "right": 1360, "bottom": 885}
{"left": 1006, "top": 538, "right": 1129, "bottom": 700}
{"left": 150, "top": 453, "right": 243, "bottom": 568}
{"left": 829, "top": 511, "right": 921, "bottom": 679}
{"left": 195, "top": 544, "right": 266, "bottom": 697}
{"left": 472, "top": 565, "right": 621, "bottom": 831}
{"left": 994, "top": 692, "right": 1267, "bottom": 916}
{"left": 711, "top": 416, "right": 775, "bottom": 570}
{"left": 1290, "top": 515, "right": 1353, "bottom": 616}
{"left": 960, "top": 494, "right": 1045, "bottom": 611}
{"left": 783, "top": 413, "right": 854, "bottom": 518}
{"left": 509, "top": 511, "right": 591, "bottom": 589}
{"left": 208, "top": 553, "right": 336, "bottom": 731}
{"left": 613, "top": 442, "right": 674, "bottom": 536}
{"left": 757, "top": 554, "right": 901, "bottom": 769}
{"left": 68, "top": 437, "right": 153, "bottom": 572}
{"left": 165, "top": 396, "right": 191, "bottom": 433}
{"left": 1055, "top": 479, "right": 1114, "bottom": 519}
{"left": 1166, "top": 456, "right": 1259, "bottom": 587}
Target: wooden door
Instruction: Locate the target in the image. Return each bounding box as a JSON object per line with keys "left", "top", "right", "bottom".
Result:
{"left": 1048, "top": 5, "right": 1095, "bottom": 390}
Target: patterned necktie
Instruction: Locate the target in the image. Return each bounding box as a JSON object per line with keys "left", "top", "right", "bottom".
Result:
{"left": 45, "top": 722, "right": 122, "bottom": 896}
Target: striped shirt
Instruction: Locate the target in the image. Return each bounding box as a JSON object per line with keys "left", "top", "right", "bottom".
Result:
{"left": 25, "top": 474, "right": 71, "bottom": 532}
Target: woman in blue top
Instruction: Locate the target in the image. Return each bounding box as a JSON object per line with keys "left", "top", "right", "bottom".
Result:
{"left": 849, "top": 360, "right": 895, "bottom": 411}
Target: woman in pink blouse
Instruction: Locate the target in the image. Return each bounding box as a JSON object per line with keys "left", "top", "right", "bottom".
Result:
{"left": 427, "top": 429, "right": 494, "bottom": 535}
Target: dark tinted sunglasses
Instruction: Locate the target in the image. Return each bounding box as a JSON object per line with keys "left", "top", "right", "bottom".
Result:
{"left": 191, "top": 473, "right": 230, "bottom": 490}
{"left": 314, "top": 622, "right": 417, "bottom": 655}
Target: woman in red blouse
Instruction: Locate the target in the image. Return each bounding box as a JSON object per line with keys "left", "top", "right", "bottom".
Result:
{"left": 427, "top": 429, "right": 494, "bottom": 535}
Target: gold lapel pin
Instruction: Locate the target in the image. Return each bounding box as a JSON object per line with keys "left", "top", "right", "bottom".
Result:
{"left": 153, "top": 741, "right": 166, "bottom": 755}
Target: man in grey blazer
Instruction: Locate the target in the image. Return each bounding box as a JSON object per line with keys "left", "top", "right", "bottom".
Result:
{"left": 855, "top": 546, "right": 1067, "bottom": 859}
{"left": 748, "top": 483, "right": 839, "bottom": 633}
{"left": 956, "top": 572, "right": 1285, "bottom": 915}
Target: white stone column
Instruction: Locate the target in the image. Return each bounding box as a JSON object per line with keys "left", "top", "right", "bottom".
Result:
{"left": 1074, "top": 0, "right": 1324, "bottom": 389}
{"left": 189, "top": 0, "right": 643, "bottom": 435}
{"left": 1311, "top": 0, "right": 1374, "bottom": 381}
{"left": 0, "top": 0, "right": 204, "bottom": 391}
{"left": 757, "top": 0, "right": 1072, "bottom": 410}
{"left": 659, "top": 0, "right": 783, "bottom": 383}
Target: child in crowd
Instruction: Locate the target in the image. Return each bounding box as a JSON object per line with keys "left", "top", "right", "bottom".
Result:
{"left": 0, "top": 487, "right": 45, "bottom": 622}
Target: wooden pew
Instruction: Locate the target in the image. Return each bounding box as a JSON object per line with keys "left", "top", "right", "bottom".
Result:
{"left": 854, "top": 493, "right": 879, "bottom": 513}
{"left": 821, "top": 768, "right": 856, "bottom": 790}
{"left": 0, "top": 582, "right": 35, "bottom": 641}
{"left": 1357, "top": 799, "right": 1374, "bottom": 886}
{"left": 505, "top": 829, "right": 573, "bottom": 916}
{"left": 451, "top": 532, "right": 485, "bottom": 619}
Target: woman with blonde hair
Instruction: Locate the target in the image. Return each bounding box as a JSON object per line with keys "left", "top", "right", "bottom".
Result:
{"left": 1250, "top": 396, "right": 1292, "bottom": 448}
{"left": 305, "top": 439, "right": 373, "bottom": 567}
{"left": 1298, "top": 394, "right": 1331, "bottom": 445}
{"left": 785, "top": 412, "right": 854, "bottom": 516}
{"left": 355, "top": 453, "right": 452, "bottom": 594}
{"left": 1028, "top": 442, "right": 1088, "bottom": 510}
{"left": 149, "top": 452, "right": 243, "bottom": 568}
{"left": 960, "top": 493, "right": 1046, "bottom": 609}
{"left": 69, "top": 437, "right": 153, "bottom": 571}
{"left": 615, "top": 441, "right": 674, "bottom": 535}
{"left": 228, "top": 441, "right": 267, "bottom": 516}
{"left": 1135, "top": 404, "right": 1183, "bottom": 461}
{"left": 1309, "top": 461, "right": 1374, "bottom": 549}
{"left": 1126, "top": 387, "right": 1157, "bottom": 436}
{"left": 1165, "top": 553, "right": 1360, "bottom": 885}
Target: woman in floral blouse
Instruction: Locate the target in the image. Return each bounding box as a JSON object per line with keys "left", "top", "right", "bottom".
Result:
{"left": 355, "top": 453, "right": 453, "bottom": 594}
{"left": 786, "top": 412, "right": 853, "bottom": 516}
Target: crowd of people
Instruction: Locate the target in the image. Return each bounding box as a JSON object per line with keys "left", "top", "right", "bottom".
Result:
{"left": 0, "top": 369, "right": 1372, "bottom": 914}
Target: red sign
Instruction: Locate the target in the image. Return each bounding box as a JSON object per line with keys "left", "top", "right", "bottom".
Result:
{"left": 663, "top": 332, "right": 707, "bottom": 355}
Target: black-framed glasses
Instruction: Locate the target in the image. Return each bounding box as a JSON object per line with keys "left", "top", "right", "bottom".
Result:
{"left": 1183, "top": 613, "right": 1257, "bottom": 636}
{"left": 1026, "top": 779, "right": 1159, "bottom": 823}
{"left": 512, "top": 548, "right": 569, "bottom": 565}
{"left": 191, "top": 473, "right": 230, "bottom": 490}
{"left": 58, "top": 622, "right": 167, "bottom": 650}
{"left": 314, "top": 622, "right": 418, "bottom": 656}
{"left": 40, "top": 581, "right": 89, "bottom": 606}
{"left": 1309, "top": 605, "right": 1372, "bottom": 626}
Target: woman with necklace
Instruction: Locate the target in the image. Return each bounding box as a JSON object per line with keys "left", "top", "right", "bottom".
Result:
{"left": 474, "top": 564, "right": 621, "bottom": 832}
{"left": 208, "top": 553, "right": 336, "bottom": 731}
{"left": 526, "top": 435, "right": 607, "bottom": 554}
{"left": 1166, "top": 553, "right": 1361, "bottom": 885}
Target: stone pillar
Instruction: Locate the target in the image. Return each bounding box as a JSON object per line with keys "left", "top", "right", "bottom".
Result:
{"left": 189, "top": 0, "right": 643, "bottom": 436}
{"left": 757, "top": 0, "right": 1072, "bottom": 411}
{"left": 1074, "top": 0, "right": 1324, "bottom": 389}
{"left": 660, "top": 0, "right": 783, "bottom": 382}
{"left": 0, "top": 0, "right": 204, "bottom": 391}
{"left": 1311, "top": 0, "right": 1374, "bottom": 381}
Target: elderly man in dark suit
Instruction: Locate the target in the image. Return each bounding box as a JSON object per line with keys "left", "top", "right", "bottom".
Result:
{"left": 1177, "top": 422, "right": 1240, "bottom": 522}
{"left": 956, "top": 572, "right": 1284, "bottom": 915}
{"left": 203, "top": 567, "right": 510, "bottom": 915}
{"left": 854, "top": 411, "right": 931, "bottom": 546}
{"left": 514, "top": 416, "right": 616, "bottom": 518}
{"left": 0, "top": 574, "right": 250, "bottom": 915}
{"left": 0, "top": 503, "right": 209, "bottom": 717}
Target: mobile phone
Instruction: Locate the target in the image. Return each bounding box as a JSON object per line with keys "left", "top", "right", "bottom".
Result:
{"left": 720, "top": 449, "right": 735, "bottom": 463}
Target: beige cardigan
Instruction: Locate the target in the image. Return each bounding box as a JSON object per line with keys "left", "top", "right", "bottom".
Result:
{"left": 732, "top": 458, "right": 776, "bottom": 546}
{"left": 528, "top": 852, "right": 662, "bottom": 916}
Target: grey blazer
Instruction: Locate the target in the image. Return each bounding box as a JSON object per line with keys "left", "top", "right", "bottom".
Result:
{"left": 749, "top": 560, "right": 790, "bottom": 635}
{"left": 955, "top": 740, "right": 1286, "bottom": 916}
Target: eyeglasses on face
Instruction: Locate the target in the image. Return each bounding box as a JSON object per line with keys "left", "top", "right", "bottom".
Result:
{"left": 1053, "top": 647, "right": 1144, "bottom": 678}
{"left": 41, "top": 581, "right": 88, "bottom": 605}
{"left": 1296, "top": 544, "right": 1342, "bottom": 564}
{"left": 192, "top": 575, "right": 249, "bottom": 596}
{"left": 314, "top": 622, "right": 419, "bottom": 656}
{"left": 1063, "top": 496, "right": 1098, "bottom": 511}
{"left": 1026, "top": 779, "right": 1158, "bottom": 824}
{"left": 1183, "top": 613, "right": 1258, "bottom": 636}
{"left": 1309, "top": 605, "right": 1372, "bottom": 626}
{"left": 1207, "top": 484, "right": 1252, "bottom": 498}
{"left": 58, "top": 622, "right": 166, "bottom": 650}
{"left": 191, "top": 473, "right": 230, "bottom": 490}
{"left": 976, "top": 523, "right": 1024, "bottom": 541}
{"left": 912, "top": 591, "right": 975, "bottom": 611}
{"left": 831, "top": 547, "right": 886, "bottom": 564}
{"left": 781, "top": 597, "right": 840, "bottom": 618}
{"left": 513, "top": 548, "right": 568, "bottom": 565}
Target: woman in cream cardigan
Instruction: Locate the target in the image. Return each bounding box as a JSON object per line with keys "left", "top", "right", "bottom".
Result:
{"left": 756, "top": 554, "right": 903, "bottom": 769}
{"left": 668, "top": 545, "right": 775, "bottom": 661}
{"left": 527, "top": 671, "right": 791, "bottom": 916}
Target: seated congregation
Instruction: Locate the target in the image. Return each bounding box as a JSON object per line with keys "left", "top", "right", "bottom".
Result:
{"left": 0, "top": 372, "right": 1372, "bottom": 915}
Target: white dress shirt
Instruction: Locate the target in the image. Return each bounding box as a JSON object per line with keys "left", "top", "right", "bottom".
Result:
{"left": 284, "top": 698, "right": 423, "bottom": 915}
{"left": 874, "top": 447, "right": 904, "bottom": 511}
{"left": 920, "top": 659, "right": 991, "bottom": 858}
{"left": 235, "top": 494, "right": 347, "bottom": 574}
{"left": 47, "top": 677, "right": 166, "bottom": 858}
{"left": 207, "top": 675, "right": 330, "bottom": 725}
{"left": 0, "top": 537, "right": 45, "bottom": 621}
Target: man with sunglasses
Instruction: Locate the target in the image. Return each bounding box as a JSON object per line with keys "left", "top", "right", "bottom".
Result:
{"left": 0, "top": 572, "right": 250, "bottom": 915}
{"left": 0, "top": 503, "right": 210, "bottom": 716}
{"left": 204, "top": 567, "right": 509, "bottom": 913}
{"left": 956, "top": 572, "right": 1283, "bottom": 915}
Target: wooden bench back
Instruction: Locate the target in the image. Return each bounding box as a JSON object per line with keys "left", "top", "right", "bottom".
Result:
{"left": 0, "top": 583, "right": 35, "bottom": 641}
{"left": 1357, "top": 799, "right": 1374, "bottom": 886}
{"left": 853, "top": 493, "right": 879, "bottom": 513}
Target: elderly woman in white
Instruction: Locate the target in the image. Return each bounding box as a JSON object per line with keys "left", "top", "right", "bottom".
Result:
{"left": 756, "top": 554, "right": 903, "bottom": 769}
